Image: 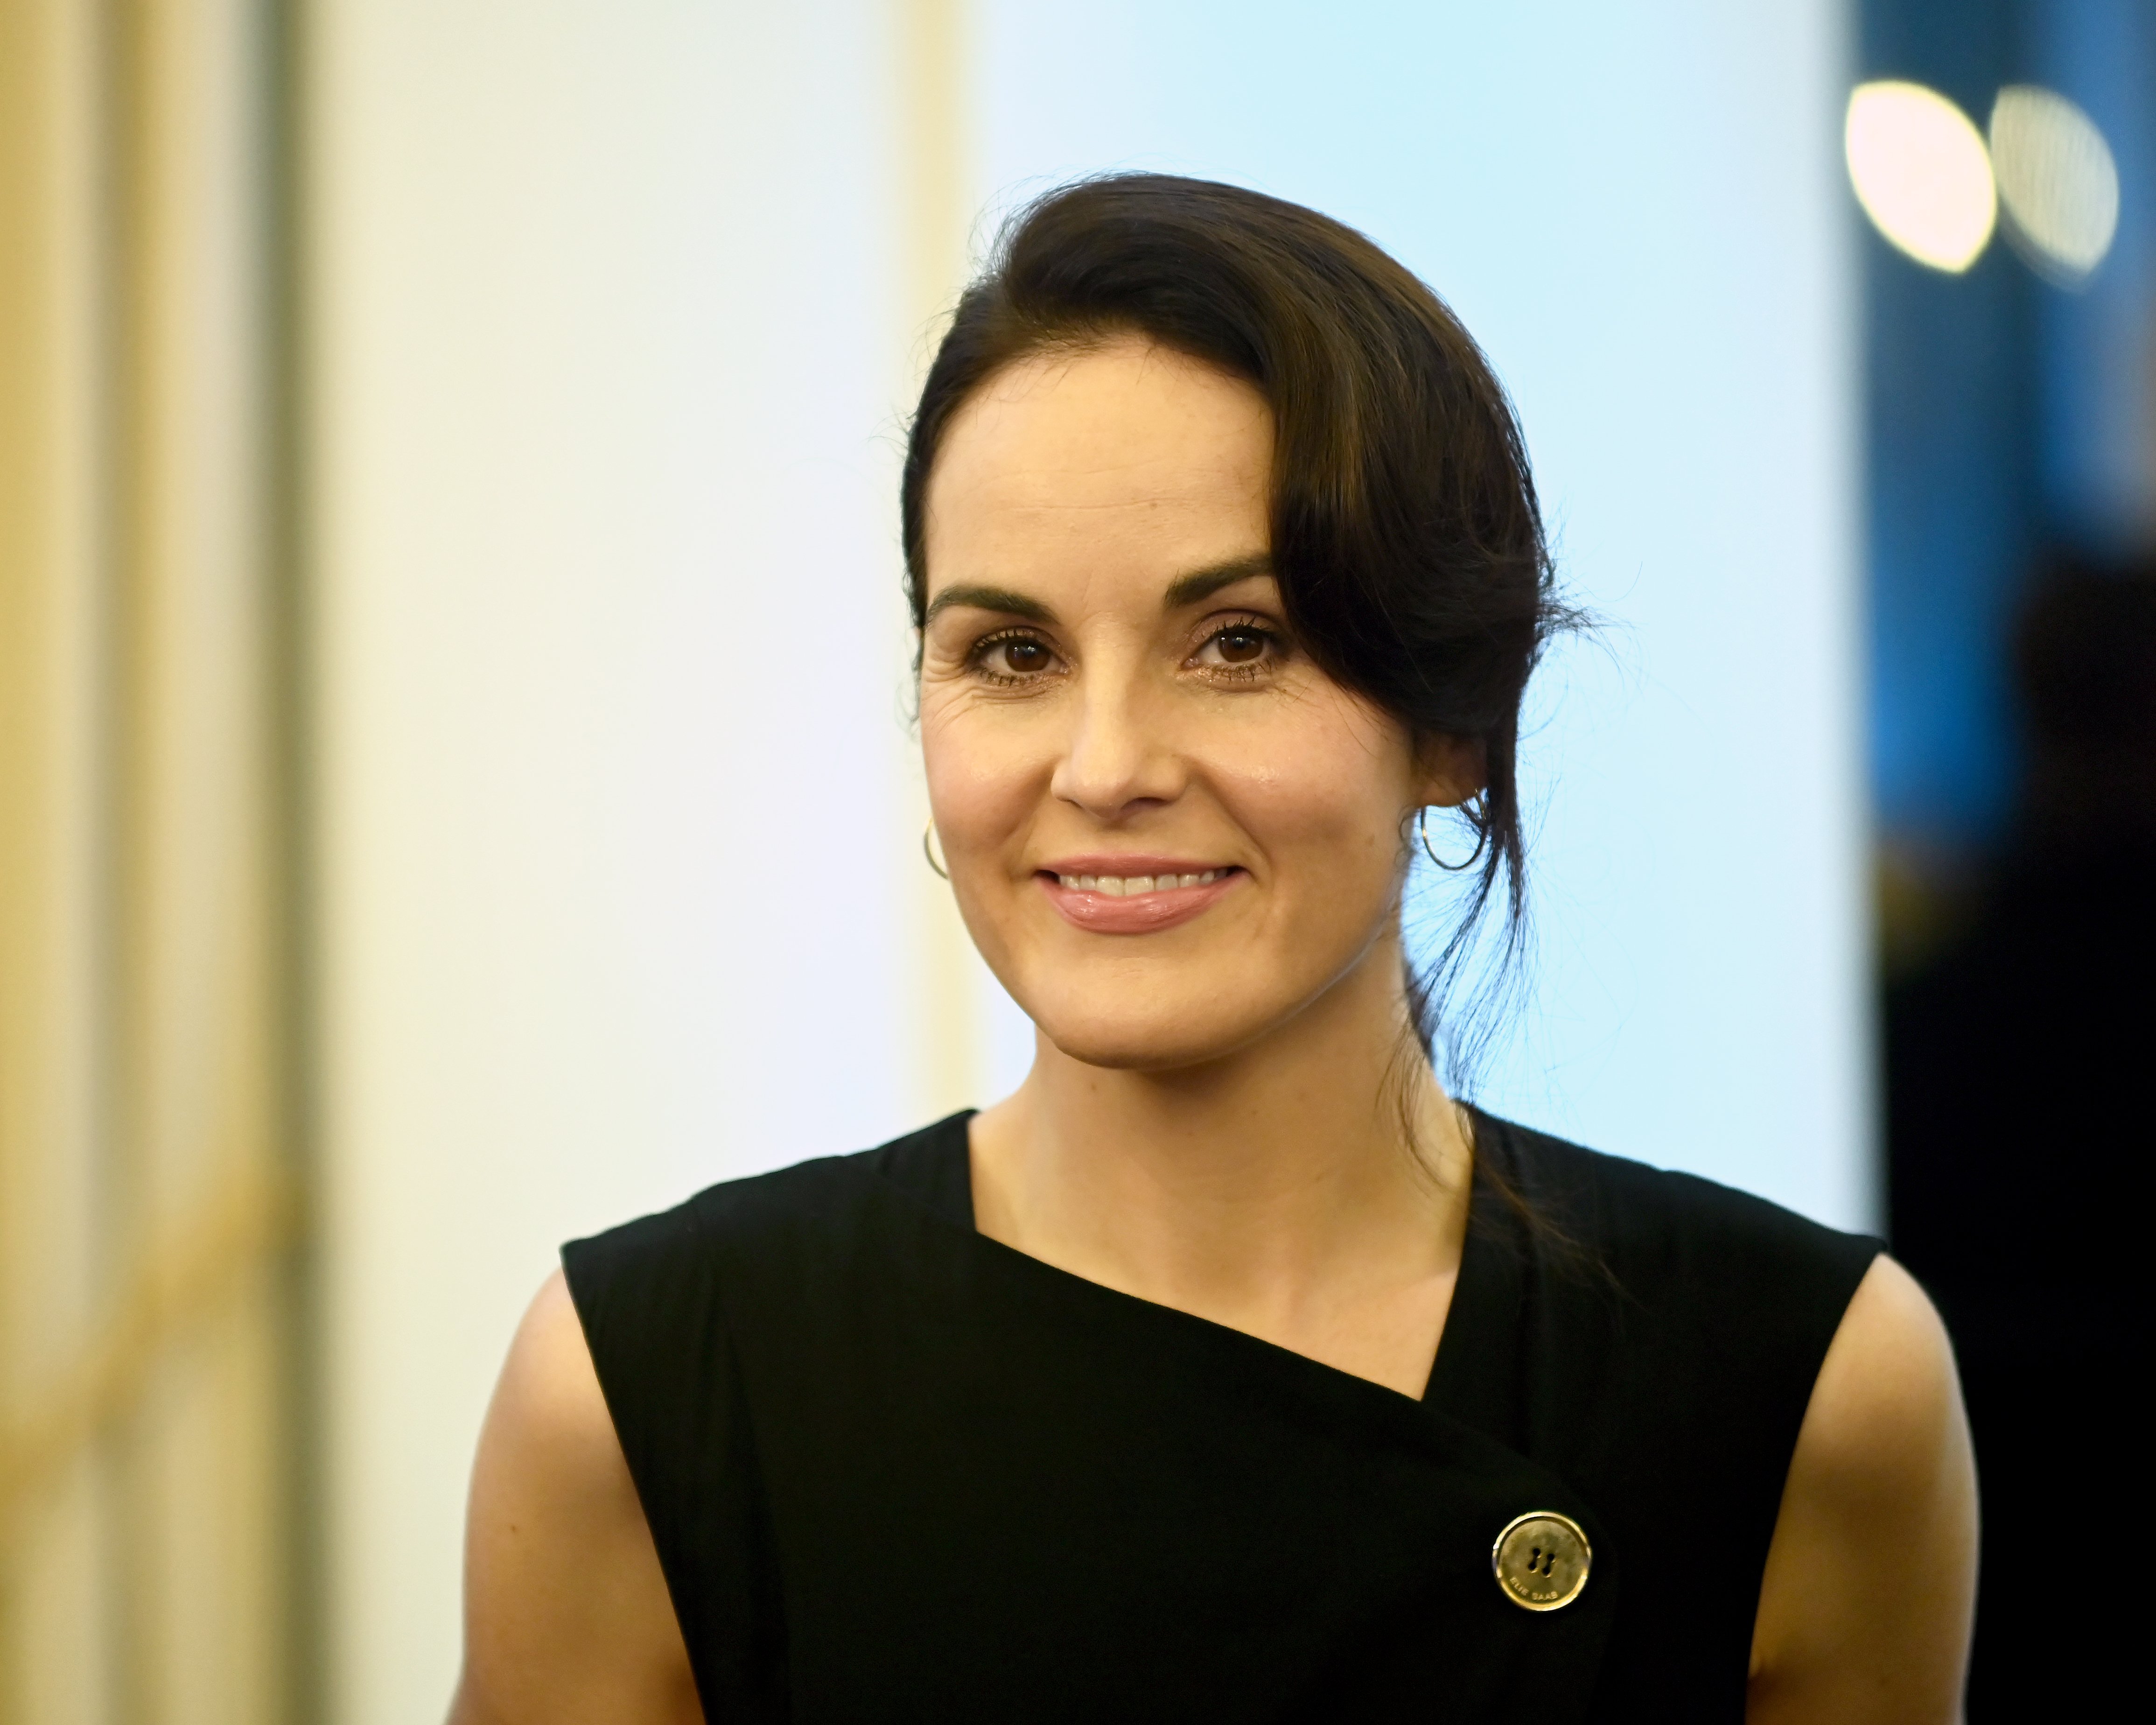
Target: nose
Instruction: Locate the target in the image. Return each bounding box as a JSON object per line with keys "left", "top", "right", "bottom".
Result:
{"left": 1048, "top": 665, "right": 1186, "bottom": 822}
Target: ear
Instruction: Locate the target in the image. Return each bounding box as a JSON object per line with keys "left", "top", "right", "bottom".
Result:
{"left": 1414, "top": 733, "right": 1486, "bottom": 809}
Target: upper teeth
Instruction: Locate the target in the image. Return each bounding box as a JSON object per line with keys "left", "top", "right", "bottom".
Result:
{"left": 1056, "top": 870, "right": 1225, "bottom": 895}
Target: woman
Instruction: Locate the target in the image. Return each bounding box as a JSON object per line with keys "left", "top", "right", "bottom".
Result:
{"left": 451, "top": 176, "right": 1975, "bottom": 1724}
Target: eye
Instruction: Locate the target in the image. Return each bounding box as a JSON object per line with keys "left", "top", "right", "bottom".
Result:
{"left": 971, "top": 631, "right": 1060, "bottom": 682}
{"left": 1191, "top": 620, "right": 1282, "bottom": 673}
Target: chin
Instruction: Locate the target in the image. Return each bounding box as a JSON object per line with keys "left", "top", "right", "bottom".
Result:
{"left": 1023, "top": 989, "right": 1285, "bottom": 1074}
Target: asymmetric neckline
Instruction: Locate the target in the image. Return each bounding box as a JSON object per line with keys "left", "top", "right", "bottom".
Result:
{"left": 863, "top": 1107, "right": 1525, "bottom": 1433}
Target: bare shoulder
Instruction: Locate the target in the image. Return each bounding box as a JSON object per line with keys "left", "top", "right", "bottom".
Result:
{"left": 1748, "top": 1255, "right": 1976, "bottom": 1725}
{"left": 484, "top": 1270, "right": 631, "bottom": 1487}
{"left": 1786, "top": 1255, "right": 1965, "bottom": 1485}
{"left": 450, "top": 1270, "right": 702, "bottom": 1725}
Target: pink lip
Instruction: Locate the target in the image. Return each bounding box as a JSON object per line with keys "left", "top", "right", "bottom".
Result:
{"left": 1036, "top": 857, "right": 1245, "bottom": 936}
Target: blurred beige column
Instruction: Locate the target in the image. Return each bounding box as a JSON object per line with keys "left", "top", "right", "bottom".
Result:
{"left": 0, "top": 0, "right": 302, "bottom": 1721}
{"left": 899, "top": 0, "right": 987, "bottom": 1120}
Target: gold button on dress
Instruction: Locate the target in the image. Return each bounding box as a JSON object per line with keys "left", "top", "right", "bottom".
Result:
{"left": 1493, "top": 1511, "right": 1592, "bottom": 1611}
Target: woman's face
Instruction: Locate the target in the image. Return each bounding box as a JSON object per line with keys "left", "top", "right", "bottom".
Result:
{"left": 918, "top": 338, "right": 1465, "bottom": 1072}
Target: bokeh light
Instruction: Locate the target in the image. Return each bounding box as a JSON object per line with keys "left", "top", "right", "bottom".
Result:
{"left": 1988, "top": 84, "right": 2120, "bottom": 286}
{"left": 1846, "top": 80, "right": 1997, "bottom": 273}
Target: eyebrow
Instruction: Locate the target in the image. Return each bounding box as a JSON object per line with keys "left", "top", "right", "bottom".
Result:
{"left": 922, "top": 553, "right": 1276, "bottom": 628}
{"left": 1160, "top": 553, "right": 1274, "bottom": 611}
{"left": 923, "top": 584, "right": 1056, "bottom": 626}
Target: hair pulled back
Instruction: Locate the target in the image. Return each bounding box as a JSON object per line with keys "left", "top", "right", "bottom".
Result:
{"left": 901, "top": 173, "right": 1564, "bottom": 1072}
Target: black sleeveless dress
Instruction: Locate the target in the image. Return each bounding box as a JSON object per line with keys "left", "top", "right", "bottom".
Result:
{"left": 563, "top": 1110, "right": 1877, "bottom": 1723}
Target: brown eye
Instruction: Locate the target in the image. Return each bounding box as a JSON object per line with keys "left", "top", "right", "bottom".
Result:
{"left": 979, "top": 634, "right": 1055, "bottom": 678}
{"left": 1190, "top": 621, "right": 1280, "bottom": 675}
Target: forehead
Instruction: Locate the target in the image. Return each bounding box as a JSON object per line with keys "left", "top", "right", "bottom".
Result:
{"left": 922, "top": 340, "right": 1273, "bottom": 592}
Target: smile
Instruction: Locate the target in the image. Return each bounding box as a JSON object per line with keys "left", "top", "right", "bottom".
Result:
{"left": 1051, "top": 869, "right": 1227, "bottom": 895}
{"left": 1036, "top": 861, "right": 1244, "bottom": 934}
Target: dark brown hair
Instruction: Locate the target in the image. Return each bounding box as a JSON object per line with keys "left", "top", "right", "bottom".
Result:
{"left": 901, "top": 173, "right": 1568, "bottom": 1077}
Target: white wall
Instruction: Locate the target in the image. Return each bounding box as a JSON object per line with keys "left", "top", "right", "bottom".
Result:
{"left": 310, "top": 3, "right": 917, "bottom": 1718}
{"left": 312, "top": 2, "right": 1863, "bottom": 1718}
{"left": 973, "top": 0, "right": 1867, "bottom": 1227}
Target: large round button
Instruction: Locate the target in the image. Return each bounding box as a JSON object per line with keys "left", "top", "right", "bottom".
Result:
{"left": 1491, "top": 1510, "right": 1591, "bottom": 1611}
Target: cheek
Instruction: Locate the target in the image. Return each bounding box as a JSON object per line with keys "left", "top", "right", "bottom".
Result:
{"left": 920, "top": 697, "right": 1051, "bottom": 858}
{"left": 1214, "top": 719, "right": 1414, "bottom": 873}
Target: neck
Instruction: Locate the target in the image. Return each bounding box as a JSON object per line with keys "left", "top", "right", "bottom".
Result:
{"left": 969, "top": 932, "right": 1471, "bottom": 1332}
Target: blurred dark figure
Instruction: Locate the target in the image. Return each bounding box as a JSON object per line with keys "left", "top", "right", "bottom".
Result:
{"left": 1887, "top": 559, "right": 2156, "bottom": 1718}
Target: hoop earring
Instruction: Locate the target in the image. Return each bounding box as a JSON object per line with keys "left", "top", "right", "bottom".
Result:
{"left": 922, "top": 821, "right": 949, "bottom": 880}
{"left": 1418, "top": 802, "right": 1489, "bottom": 873}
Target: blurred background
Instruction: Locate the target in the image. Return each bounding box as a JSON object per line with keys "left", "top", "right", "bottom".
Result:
{"left": 0, "top": 0, "right": 2145, "bottom": 1720}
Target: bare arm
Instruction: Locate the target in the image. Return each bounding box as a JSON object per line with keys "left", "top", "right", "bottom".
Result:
{"left": 1748, "top": 1255, "right": 1978, "bottom": 1725}
{"left": 449, "top": 1270, "right": 704, "bottom": 1725}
